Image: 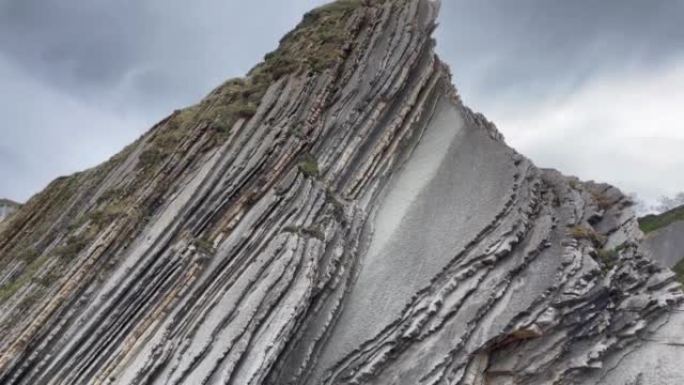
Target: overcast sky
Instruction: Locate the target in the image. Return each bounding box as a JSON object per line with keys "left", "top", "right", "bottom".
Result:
{"left": 0, "top": 0, "right": 683, "bottom": 209}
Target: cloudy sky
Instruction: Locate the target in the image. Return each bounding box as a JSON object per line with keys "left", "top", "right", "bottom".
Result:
{"left": 0, "top": 0, "right": 683, "bottom": 209}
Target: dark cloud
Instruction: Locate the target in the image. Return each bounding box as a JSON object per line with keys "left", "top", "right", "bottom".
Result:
{"left": 0, "top": 0, "right": 147, "bottom": 91}
{"left": 0, "top": 0, "right": 327, "bottom": 201}
{"left": 434, "top": 0, "right": 684, "bottom": 204}
{"left": 436, "top": 0, "right": 684, "bottom": 102}
{"left": 0, "top": 0, "right": 328, "bottom": 114}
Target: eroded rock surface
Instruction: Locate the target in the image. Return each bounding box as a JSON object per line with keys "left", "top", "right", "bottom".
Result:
{"left": 0, "top": 1, "right": 682, "bottom": 384}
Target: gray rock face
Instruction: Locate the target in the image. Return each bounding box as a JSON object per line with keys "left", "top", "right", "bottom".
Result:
{"left": 0, "top": 1, "right": 682, "bottom": 384}
{"left": 644, "top": 220, "right": 684, "bottom": 268}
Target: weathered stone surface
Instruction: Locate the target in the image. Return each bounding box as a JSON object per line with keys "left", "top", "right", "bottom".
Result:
{"left": 0, "top": 1, "right": 682, "bottom": 384}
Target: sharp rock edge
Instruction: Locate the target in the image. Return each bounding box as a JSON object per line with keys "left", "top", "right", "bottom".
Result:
{"left": 0, "top": 1, "right": 683, "bottom": 384}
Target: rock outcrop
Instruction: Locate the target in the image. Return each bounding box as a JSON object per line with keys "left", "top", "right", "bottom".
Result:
{"left": 0, "top": 1, "right": 682, "bottom": 384}
{"left": 0, "top": 199, "right": 19, "bottom": 223}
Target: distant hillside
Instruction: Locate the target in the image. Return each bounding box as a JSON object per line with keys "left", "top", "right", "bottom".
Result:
{"left": 639, "top": 204, "right": 684, "bottom": 233}
{"left": 641, "top": 204, "right": 684, "bottom": 284}
{"left": 0, "top": 199, "right": 20, "bottom": 222}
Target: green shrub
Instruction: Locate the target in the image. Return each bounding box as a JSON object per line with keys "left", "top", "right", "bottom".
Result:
{"left": 568, "top": 225, "right": 605, "bottom": 247}
{"left": 298, "top": 154, "right": 320, "bottom": 178}
{"left": 138, "top": 148, "right": 164, "bottom": 170}
{"left": 301, "top": 226, "right": 325, "bottom": 240}
{"left": 89, "top": 201, "right": 129, "bottom": 227}
{"left": 672, "top": 257, "right": 684, "bottom": 284}
{"left": 281, "top": 225, "right": 325, "bottom": 240}
{"left": 16, "top": 247, "right": 40, "bottom": 264}
{"left": 282, "top": 225, "right": 300, "bottom": 234}
{"left": 193, "top": 237, "right": 216, "bottom": 256}
{"left": 55, "top": 235, "right": 89, "bottom": 261}
{"left": 228, "top": 102, "right": 259, "bottom": 118}
{"left": 326, "top": 188, "right": 346, "bottom": 221}
{"left": 595, "top": 248, "right": 618, "bottom": 271}
{"left": 591, "top": 190, "right": 614, "bottom": 210}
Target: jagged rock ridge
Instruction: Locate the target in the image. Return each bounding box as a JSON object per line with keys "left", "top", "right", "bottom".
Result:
{"left": 0, "top": 1, "right": 682, "bottom": 384}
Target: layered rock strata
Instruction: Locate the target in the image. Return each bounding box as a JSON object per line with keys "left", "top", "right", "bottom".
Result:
{"left": 0, "top": 1, "right": 682, "bottom": 384}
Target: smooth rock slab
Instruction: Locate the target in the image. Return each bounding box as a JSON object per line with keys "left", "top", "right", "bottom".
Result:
{"left": 644, "top": 220, "right": 684, "bottom": 268}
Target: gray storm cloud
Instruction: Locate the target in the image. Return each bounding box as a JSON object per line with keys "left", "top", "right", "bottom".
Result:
{"left": 0, "top": 0, "right": 682, "bottom": 204}
{"left": 436, "top": 0, "right": 684, "bottom": 100}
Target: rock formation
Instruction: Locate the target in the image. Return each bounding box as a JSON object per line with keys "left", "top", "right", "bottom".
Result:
{"left": 0, "top": 1, "right": 682, "bottom": 384}
{"left": 0, "top": 199, "right": 19, "bottom": 223}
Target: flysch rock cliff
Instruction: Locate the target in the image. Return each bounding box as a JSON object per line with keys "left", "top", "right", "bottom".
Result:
{"left": 0, "top": 1, "right": 682, "bottom": 384}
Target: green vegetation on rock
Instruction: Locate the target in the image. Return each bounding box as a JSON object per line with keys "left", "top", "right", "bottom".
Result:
{"left": 192, "top": 237, "right": 216, "bottom": 256}
{"left": 672, "top": 257, "right": 684, "bottom": 284}
{"left": 568, "top": 225, "right": 605, "bottom": 247}
{"left": 193, "top": 0, "right": 370, "bottom": 139}
{"left": 595, "top": 247, "right": 618, "bottom": 271}
{"left": 298, "top": 154, "right": 320, "bottom": 177}
{"left": 281, "top": 225, "right": 325, "bottom": 240}
{"left": 0, "top": 0, "right": 377, "bottom": 307}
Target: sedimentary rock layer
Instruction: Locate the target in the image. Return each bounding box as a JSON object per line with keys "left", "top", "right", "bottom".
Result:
{"left": 0, "top": 1, "right": 682, "bottom": 384}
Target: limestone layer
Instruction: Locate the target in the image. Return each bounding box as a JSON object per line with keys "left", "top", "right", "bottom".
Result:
{"left": 0, "top": 1, "right": 682, "bottom": 384}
